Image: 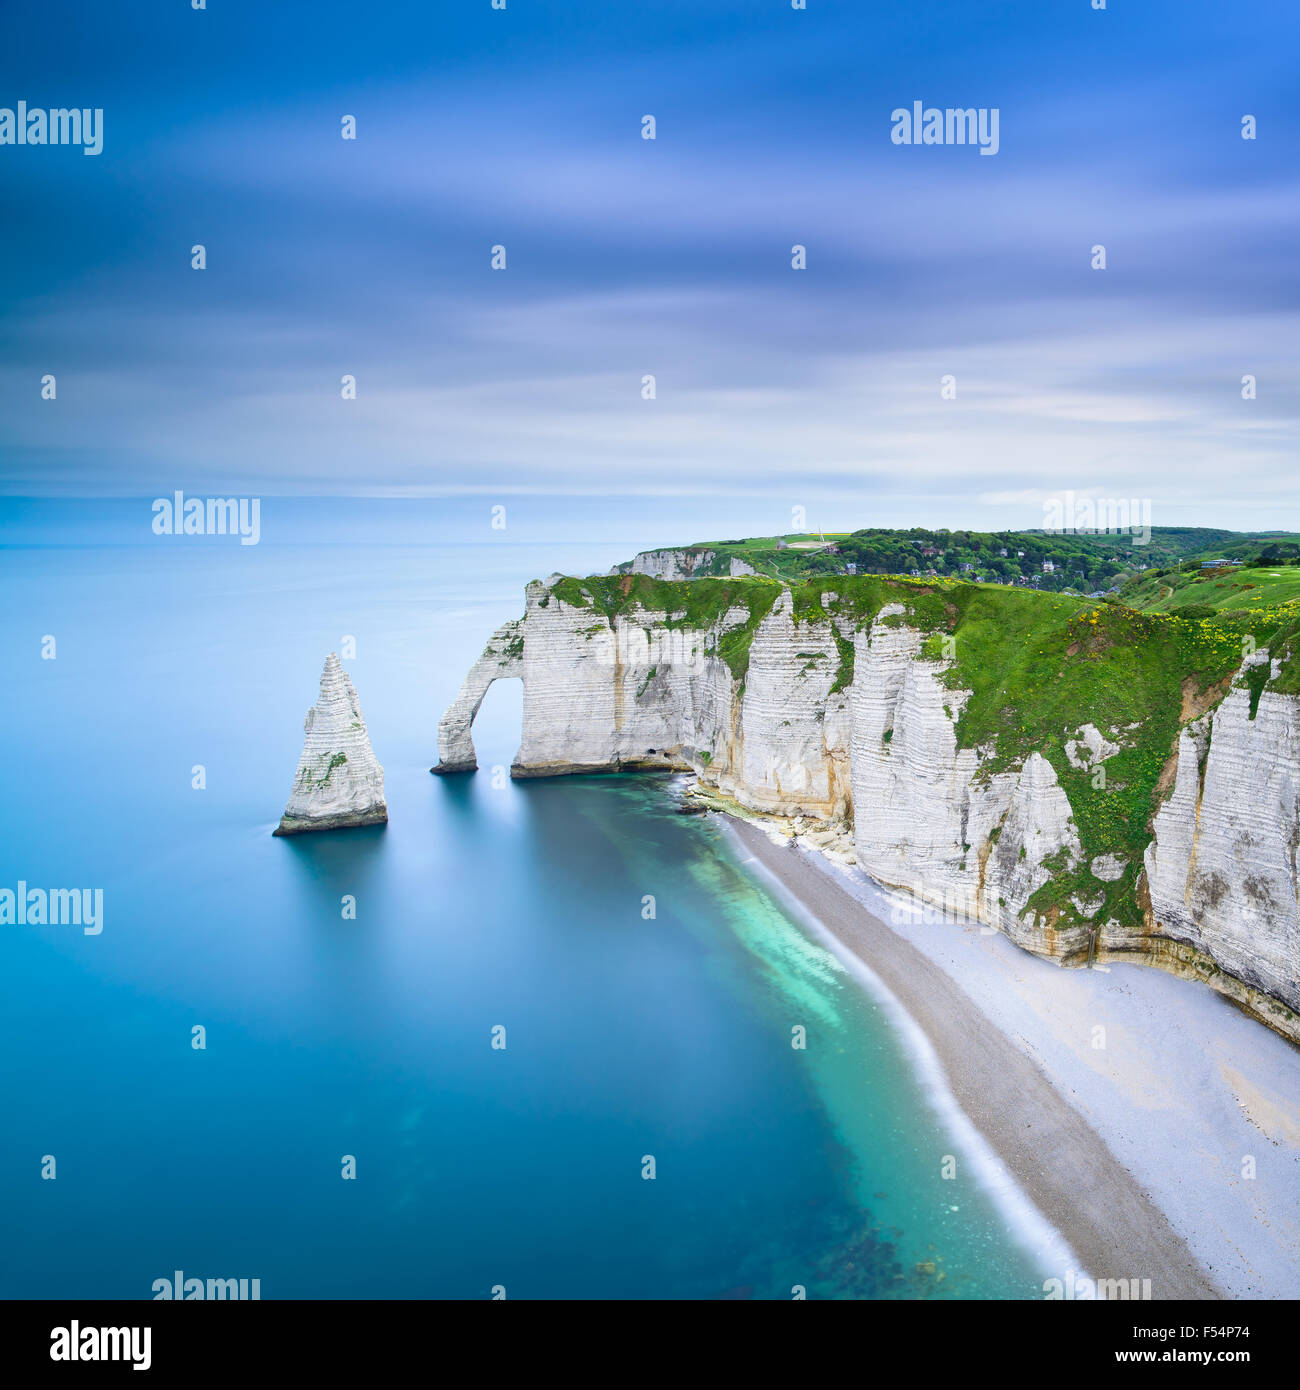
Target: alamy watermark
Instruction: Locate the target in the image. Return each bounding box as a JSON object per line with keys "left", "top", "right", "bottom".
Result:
{"left": 152, "top": 1270, "right": 261, "bottom": 1300}
{"left": 152, "top": 491, "right": 261, "bottom": 545}
{"left": 889, "top": 883, "right": 991, "bottom": 930}
{"left": 1043, "top": 1269, "right": 1152, "bottom": 1300}
{"left": 591, "top": 624, "right": 708, "bottom": 674}
{"left": 891, "top": 102, "right": 999, "bottom": 156}
{"left": 1, "top": 102, "right": 103, "bottom": 155}
{"left": 1043, "top": 491, "right": 1151, "bottom": 546}
{"left": 1, "top": 881, "right": 103, "bottom": 935}
{"left": 49, "top": 1323, "right": 150, "bottom": 1370}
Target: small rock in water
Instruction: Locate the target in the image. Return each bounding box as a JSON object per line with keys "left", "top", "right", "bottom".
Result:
{"left": 274, "top": 653, "right": 388, "bottom": 835}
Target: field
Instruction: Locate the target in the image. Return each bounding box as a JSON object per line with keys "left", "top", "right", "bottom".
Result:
{"left": 1123, "top": 565, "right": 1300, "bottom": 613}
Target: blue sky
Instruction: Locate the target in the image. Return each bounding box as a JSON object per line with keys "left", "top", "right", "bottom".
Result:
{"left": 2, "top": 0, "right": 1297, "bottom": 533}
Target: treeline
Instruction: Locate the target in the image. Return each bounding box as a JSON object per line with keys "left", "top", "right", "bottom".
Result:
{"left": 695, "top": 527, "right": 1300, "bottom": 594}
{"left": 794, "top": 528, "right": 1166, "bottom": 593}
{"left": 1139, "top": 542, "right": 1300, "bottom": 583}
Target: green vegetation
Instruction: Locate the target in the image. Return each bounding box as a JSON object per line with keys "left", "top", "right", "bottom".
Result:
{"left": 923, "top": 587, "right": 1297, "bottom": 927}
{"left": 1245, "top": 660, "right": 1270, "bottom": 719}
{"left": 315, "top": 751, "right": 347, "bottom": 785}
{"left": 830, "top": 631, "right": 855, "bottom": 693}
{"left": 1121, "top": 559, "right": 1300, "bottom": 614}
{"left": 879, "top": 589, "right": 1208, "bottom": 926}
{"left": 547, "top": 534, "right": 1300, "bottom": 930}
{"left": 1120, "top": 553, "right": 1300, "bottom": 696}
{"left": 618, "top": 527, "right": 1300, "bottom": 596}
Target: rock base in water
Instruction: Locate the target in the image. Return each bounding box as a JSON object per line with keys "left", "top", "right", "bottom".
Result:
{"left": 273, "top": 808, "right": 388, "bottom": 836}
{"left": 429, "top": 759, "right": 475, "bottom": 775}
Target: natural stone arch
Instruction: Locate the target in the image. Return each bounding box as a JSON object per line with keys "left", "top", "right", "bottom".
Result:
{"left": 432, "top": 620, "right": 524, "bottom": 773}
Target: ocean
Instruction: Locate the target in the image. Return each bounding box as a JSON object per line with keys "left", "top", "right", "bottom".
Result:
{"left": 0, "top": 498, "right": 1060, "bottom": 1299}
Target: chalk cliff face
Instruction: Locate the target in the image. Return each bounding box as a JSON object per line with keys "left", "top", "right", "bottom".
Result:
{"left": 847, "top": 610, "right": 1090, "bottom": 960}
{"left": 275, "top": 654, "right": 387, "bottom": 835}
{"left": 626, "top": 548, "right": 756, "bottom": 579}
{"left": 439, "top": 578, "right": 1300, "bottom": 1040}
{"left": 1144, "top": 674, "right": 1300, "bottom": 1032}
{"left": 629, "top": 548, "right": 716, "bottom": 580}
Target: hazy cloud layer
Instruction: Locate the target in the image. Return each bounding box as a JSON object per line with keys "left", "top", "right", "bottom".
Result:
{"left": 2, "top": 0, "right": 1296, "bottom": 530}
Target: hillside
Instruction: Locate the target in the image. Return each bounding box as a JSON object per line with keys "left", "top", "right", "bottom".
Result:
{"left": 1122, "top": 558, "right": 1300, "bottom": 614}
{"left": 619, "top": 527, "right": 1300, "bottom": 597}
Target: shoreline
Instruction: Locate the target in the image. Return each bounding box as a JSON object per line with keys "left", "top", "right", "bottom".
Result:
{"left": 725, "top": 815, "right": 1224, "bottom": 1300}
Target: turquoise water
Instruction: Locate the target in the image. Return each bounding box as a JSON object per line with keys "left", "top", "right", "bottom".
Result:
{"left": 0, "top": 505, "right": 1054, "bottom": 1298}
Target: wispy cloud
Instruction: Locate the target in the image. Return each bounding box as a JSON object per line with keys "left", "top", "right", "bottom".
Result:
{"left": 1, "top": 0, "right": 1297, "bottom": 529}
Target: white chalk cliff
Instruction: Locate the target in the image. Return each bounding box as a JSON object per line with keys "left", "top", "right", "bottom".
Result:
{"left": 623, "top": 547, "right": 758, "bottom": 580}
{"left": 1144, "top": 677, "right": 1300, "bottom": 1027}
{"left": 276, "top": 654, "right": 387, "bottom": 835}
{"left": 438, "top": 578, "right": 1300, "bottom": 1041}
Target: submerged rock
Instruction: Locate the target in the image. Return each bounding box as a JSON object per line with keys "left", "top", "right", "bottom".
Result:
{"left": 274, "top": 654, "right": 387, "bottom": 835}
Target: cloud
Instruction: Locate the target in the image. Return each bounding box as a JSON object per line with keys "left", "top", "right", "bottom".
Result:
{"left": 2, "top": 3, "right": 1297, "bottom": 531}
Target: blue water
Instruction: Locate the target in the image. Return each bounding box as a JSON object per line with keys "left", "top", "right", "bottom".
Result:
{"left": 0, "top": 501, "right": 1056, "bottom": 1298}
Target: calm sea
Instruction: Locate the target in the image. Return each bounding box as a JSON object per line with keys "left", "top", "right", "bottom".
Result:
{"left": 0, "top": 498, "right": 1059, "bottom": 1298}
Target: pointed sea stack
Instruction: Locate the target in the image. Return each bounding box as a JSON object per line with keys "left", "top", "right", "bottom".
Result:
{"left": 274, "top": 654, "right": 388, "bottom": 835}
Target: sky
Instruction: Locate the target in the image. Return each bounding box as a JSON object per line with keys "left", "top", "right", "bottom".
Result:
{"left": 1, "top": 0, "right": 1297, "bottom": 536}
